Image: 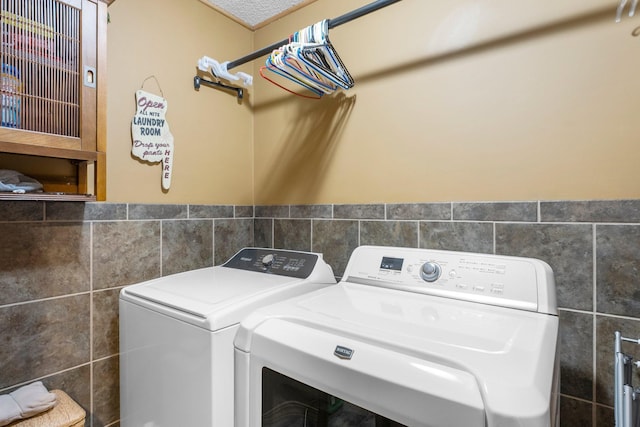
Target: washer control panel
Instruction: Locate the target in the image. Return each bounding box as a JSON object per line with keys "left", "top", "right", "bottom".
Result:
{"left": 343, "top": 246, "right": 557, "bottom": 314}
{"left": 223, "top": 248, "right": 318, "bottom": 279}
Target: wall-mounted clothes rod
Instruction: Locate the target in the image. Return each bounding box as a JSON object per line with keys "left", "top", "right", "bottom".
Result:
{"left": 195, "top": 0, "right": 402, "bottom": 98}
{"left": 225, "top": 0, "right": 402, "bottom": 71}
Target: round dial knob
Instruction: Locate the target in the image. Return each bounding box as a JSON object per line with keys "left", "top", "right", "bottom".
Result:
{"left": 261, "top": 254, "right": 275, "bottom": 267}
{"left": 420, "top": 261, "right": 441, "bottom": 282}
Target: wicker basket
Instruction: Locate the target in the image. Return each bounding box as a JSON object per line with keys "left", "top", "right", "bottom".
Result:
{"left": 9, "top": 390, "right": 86, "bottom": 427}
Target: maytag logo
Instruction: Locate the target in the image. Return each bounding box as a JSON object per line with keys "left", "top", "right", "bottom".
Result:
{"left": 334, "top": 345, "right": 354, "bottom": 360}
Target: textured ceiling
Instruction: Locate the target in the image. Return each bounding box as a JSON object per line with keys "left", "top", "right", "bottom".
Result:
{"left": 203, "top": 0, "right": 315, "bottom": 29}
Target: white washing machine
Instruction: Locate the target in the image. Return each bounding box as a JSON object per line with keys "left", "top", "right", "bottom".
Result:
{"left": 235, "top": 245, "right": 560, "bottom": 427}
{"left": 119, "top": 247, "right": 336, "bottom": 427}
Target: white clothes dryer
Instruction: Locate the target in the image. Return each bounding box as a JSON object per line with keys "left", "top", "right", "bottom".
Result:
{"left": 234, "top": 245, "right": 560, "bottom": 427}
{"left": 119, "top": 247, "right": 336, "bottom": 427}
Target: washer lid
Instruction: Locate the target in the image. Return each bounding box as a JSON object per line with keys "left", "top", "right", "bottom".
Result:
{"left": 236, "top": 282, "right": 559, "bottom": 425}
{"left": 120, "top": 265, "right": 334, "bottom": 331}
{"left": 120, "top": 248, "right": 336, "bottom": 331}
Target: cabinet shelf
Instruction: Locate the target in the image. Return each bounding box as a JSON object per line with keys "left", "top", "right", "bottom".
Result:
{"left": 0, "top": 192, "right": 95, "bottom": 201}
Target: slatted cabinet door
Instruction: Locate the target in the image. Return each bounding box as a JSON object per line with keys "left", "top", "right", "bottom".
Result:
{"left": 0, "top": 0, "right": 106, "bottom": 200}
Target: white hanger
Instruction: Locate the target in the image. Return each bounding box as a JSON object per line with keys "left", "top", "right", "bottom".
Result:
{"left": 260, "top": 19, "right": 354, "bottom": 97}
{"left": 295, "top": 20, "right": 354, "bottom": 90}
{"left": 197, "top": 56, "right": 253, "bottom": 86}
{"left": 616, "top": 0, "right": 639, "bottom": 22}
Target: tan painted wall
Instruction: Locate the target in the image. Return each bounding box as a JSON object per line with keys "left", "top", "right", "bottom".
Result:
{"left": 106, "top": 0, "right": 254, "bottom": 203}
{"left": 252, "top": 0, "right": 640, "bottom": 204}
{"left": 106, "top": 0, "right": 640, "bottom": 205}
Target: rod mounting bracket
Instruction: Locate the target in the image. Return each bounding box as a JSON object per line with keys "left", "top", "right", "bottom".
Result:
{"left": 194, "top": 76, "right": 243, "bottom": 100}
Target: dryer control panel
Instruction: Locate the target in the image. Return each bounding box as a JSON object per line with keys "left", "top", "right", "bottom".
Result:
{"left": 343, "top": 246, "right": 557, "bottom": 314}
{"left": 223, "top": 247, "right": 319, "bottom": 279}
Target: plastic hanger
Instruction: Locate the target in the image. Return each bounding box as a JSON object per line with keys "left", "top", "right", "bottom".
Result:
{"left": 259, "top": 19, "right": 355, "bottom": 98}
{"left": 616, "top": 0, "right": 639, "bottom": 22}
{"left": 262, "top": 43, "right": 336, "bottom": 97}
{"left": 269, "top": 47, "right": 334, "bottom": 93}
{"left": 297, "top": 44, "right": 353, "bottom": 90}
{"left": 294, "top": 20, "right": 354, "bottom": 90}
{"left": 259, "top": 66, "right": 323, "bottom": 99}
{"left": 281, "top": 44, "right": 337, "bottom": 91}
{"left": 197, "top": 56, "right": 252, "bottom": 86}
{"left": 264, "top": 49, "right": 327, "bottom": 96}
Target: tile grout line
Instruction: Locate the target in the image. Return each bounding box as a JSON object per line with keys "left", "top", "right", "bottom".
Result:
{"left": 212, "top": 218, "right": 216, "bottom": 265}
{"left": 493, "top": 222, "right": 496, "bottom": 255}
{"left": 160, "top": 220, "right": 164, "bottom": 276}
{"left": 592, "top": 222, "right": 597, "bottom": 426}
{"left": 89, "top": 221, "right": 95, "bottom": 427}
{"left": 0, "top": 291, "right": 93, "bottom": 310}
{"left": 0, "top": 362, "right": 93, "bottom": 395}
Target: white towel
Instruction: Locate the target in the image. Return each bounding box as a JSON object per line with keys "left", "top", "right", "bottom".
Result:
{"left": 0, "top": 169, "right": 43, "bottom": 193}
{"left": 10, "top": 382, "right": 57, "bottom": 418}
{"left": 0, "top": 394, "right": 22, "bottom": 427}
{"left": 0, "top": 382, "right": 57, "bottom": 426}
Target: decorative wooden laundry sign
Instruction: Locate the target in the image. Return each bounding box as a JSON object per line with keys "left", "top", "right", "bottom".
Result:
{"left": 131, "top": 89, "right": 174, "bottom": 190}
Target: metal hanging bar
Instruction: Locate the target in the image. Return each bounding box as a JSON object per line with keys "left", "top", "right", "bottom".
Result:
{"left": 225, "top": 0, "right": 402, "bottom": 71}
{"left": 194, "top": 76, "right": 244, "bottom": 100}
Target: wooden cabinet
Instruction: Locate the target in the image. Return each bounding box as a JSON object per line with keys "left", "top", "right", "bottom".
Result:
{"left": 0, "top": 0, "right": 106, "bottom": 201}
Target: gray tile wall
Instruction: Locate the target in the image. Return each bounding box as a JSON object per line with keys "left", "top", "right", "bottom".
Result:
{"left": 0, "top": 202, "right": 253, "bottom": 427}
{"left": 256, "top": 200, "right": 640, "bottom": 427}
{"left": 2, "top": 199, "right": 639, "bottom": 427}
